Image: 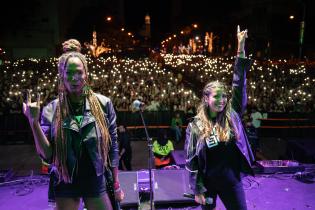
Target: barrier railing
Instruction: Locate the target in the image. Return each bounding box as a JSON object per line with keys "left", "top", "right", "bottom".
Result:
{"left": 0, "top": 112, "right": 314, "bottom": 144}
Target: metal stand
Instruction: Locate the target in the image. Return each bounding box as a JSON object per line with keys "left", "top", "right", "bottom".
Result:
{"left": 138, "top": 109, "right": 154, "bottom": 210}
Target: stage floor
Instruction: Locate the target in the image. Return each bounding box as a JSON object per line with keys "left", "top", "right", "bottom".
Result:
{"left": 0, "top": 169, "right": 314, "bottom": 210}
{"left": 0, "top": 145, "right": 314, "bottom": 210}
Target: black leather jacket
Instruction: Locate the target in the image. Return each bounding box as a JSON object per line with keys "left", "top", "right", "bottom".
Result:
{"left": 40, "top": 93, "right": 119, "bottom": 182}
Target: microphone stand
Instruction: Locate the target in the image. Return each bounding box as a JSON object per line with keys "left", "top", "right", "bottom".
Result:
{"left": 137, "top": 107, "right": 154, "bottom": 210}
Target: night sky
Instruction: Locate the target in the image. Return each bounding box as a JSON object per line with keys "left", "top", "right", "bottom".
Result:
{"left": 0, "top": 0, "right": 314, "bottom": 57}
{"left": 67, "top": 0, "right": 315, "bottom": 54}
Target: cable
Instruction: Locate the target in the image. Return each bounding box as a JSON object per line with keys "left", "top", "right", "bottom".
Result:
{"left": 292, "top": 171, "right": 315, "bottom": 183}
{"left": 242, "top": 176, "right": 260, "bottom": 190}
{"left": 15, "top": 170, "right": 48, "bottom": 196}
{"left": 0, "top": 170, "right": 50, "bottom": 197}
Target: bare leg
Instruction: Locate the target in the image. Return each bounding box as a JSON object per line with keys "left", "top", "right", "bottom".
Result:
{"left": 83, "top": 193, "right": 113, "bottom": 210}
{"left": 121, "top": 159, "right": 127, "bottom": 171}
{"left": 55, "top": 197, "right": 80, "bottom": 210}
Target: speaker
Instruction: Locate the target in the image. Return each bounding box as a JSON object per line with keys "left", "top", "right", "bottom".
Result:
{"left": 286, "top": 138, "right": 315, "bottom": 163}
{"left": 171, "top": 150, "right": 186, "bottom": 168}
{"left": 153, "top": 169, "right": 196, "bottom": 206}
{"left": 118, "top": 171, "right": 140, "bottom": 208}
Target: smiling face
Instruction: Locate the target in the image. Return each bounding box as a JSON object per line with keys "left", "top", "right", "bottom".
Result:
{"left": 63, "top": 56, "right": 86, "bottom": 95}
{"left": 205, "top": 87, "right": 227, "bottom": 113}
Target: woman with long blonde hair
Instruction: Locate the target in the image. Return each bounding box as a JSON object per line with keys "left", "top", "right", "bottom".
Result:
{"left": 185, "top": 26, "right": 255, "bottom": 210}
{"left": 23, "top": 39, "right": 124, "bottom": 210}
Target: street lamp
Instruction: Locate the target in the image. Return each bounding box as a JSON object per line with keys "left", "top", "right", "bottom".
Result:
{"left": 299, "top": 2, "right": 306, "bottom": 60}
{"left": 106, "top": 16, "right": 112, "bottom": 22}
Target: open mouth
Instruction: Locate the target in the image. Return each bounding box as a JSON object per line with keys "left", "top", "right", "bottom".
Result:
{"left": 217, "top": 104, "right": 225, "bottom": 109}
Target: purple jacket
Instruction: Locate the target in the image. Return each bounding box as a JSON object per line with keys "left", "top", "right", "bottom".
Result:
{"left": 185, "top": 57, "right": 255, "bottom": 194}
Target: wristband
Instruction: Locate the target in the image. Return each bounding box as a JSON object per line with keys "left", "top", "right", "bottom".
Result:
{"left": 113, "top": 182, "right": 120, "bottom": 190}
{"left": 114, "top": 188, "right": 121, "bottom": 193}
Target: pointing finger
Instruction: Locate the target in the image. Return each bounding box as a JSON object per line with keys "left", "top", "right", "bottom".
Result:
{"left": 27, "top": 89, "right": 31, "bottom": 104}
{"left": 237, "top": 25, "right": 240, "bottom": 34}
{"left": 37, "top": 93, "right": 41, "bottom": 107}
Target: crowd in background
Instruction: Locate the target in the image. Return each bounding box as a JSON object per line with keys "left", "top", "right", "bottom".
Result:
{"left": 162, "top": 54, "right": 314, "bottom": 113}
{"left": 0, "top": 55, "right": 198, "bottom": 115}
{"left": 0, "top": 54, "right": 314, "bottom": 116}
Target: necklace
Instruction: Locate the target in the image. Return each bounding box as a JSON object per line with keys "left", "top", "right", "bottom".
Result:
{"left": 69, "top": 99, "right": 84, "bottom": 115}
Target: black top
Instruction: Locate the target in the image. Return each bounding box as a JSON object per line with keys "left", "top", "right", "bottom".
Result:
{"left": 199, "top": 136, "right": 242, "bottom": 185}
{"left": 77, "top": 143, "right": 96, "bottom": 178}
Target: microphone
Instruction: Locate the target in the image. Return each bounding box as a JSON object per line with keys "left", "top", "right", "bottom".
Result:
{"left": 132, "top": 99, "right": 145, "bottom": 110}
{"left": 183, "top": 193, "right": 213, "bottom": 205}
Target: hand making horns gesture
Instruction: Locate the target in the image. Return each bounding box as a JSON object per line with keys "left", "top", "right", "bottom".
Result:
{"left": 22, "top": 90, "right": 41, "bottom": 124}
{"left": 237, "top": 25, "right": 248, "bottom": 51}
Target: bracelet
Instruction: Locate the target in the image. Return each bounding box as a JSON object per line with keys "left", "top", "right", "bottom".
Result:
{"left": 114, "top": 188, "right": 121, "bottom": 193}
{"left": 113, "top": 182, "right": 120, "bottom": 190}
{"left": 237, "top": 51, "right": 245, "bottom": 57}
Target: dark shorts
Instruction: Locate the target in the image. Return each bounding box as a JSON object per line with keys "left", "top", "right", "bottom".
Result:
{"left": 52, "top": 145, "right": 107, "bottom": 198}
{"left": 53, "top": 171, "right": 107, "bottom": 198}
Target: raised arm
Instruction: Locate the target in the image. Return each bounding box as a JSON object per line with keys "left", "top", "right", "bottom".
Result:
{"left": 231, "top": 25, "right": 253, "bottom": 115}
{"left": 22, "top": 90, "right": 52, "bottom": 161}
{"left": 236, "top": 25, "right": 247, "bottom": 58}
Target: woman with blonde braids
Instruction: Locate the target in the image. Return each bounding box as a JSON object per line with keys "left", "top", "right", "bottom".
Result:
{"left": 23, "top": 39, "right": 124, "bottom": 210}
{"left": 185, "top": 26, "right": 255, "bottom": 210}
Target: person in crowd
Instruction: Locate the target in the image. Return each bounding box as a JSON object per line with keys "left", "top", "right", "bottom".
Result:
{"left": 146, "top": 96, "right": 160, "bottom": 111}
{"left": 250, "top": 106, "right": 263, "bottom": 129}
{"left": 22, "top": 39, "right": 124, "bottom": 210}
{"left": 171, "top": 112, "right": 183, "bottom": 142}
{"left": 185, "top": 104, "right": 197, "bottom": 124}
{"left": 248, "top": 106, "right": 263, "bottom": 153}
{"left": 152, "top": 129, "right": 175, "bottom": 169}
{"left": 118, "top": 125, "right": 132, "bottom": 171}
{"left": 185, "top": 26, "right": 255, "bottom": 210}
